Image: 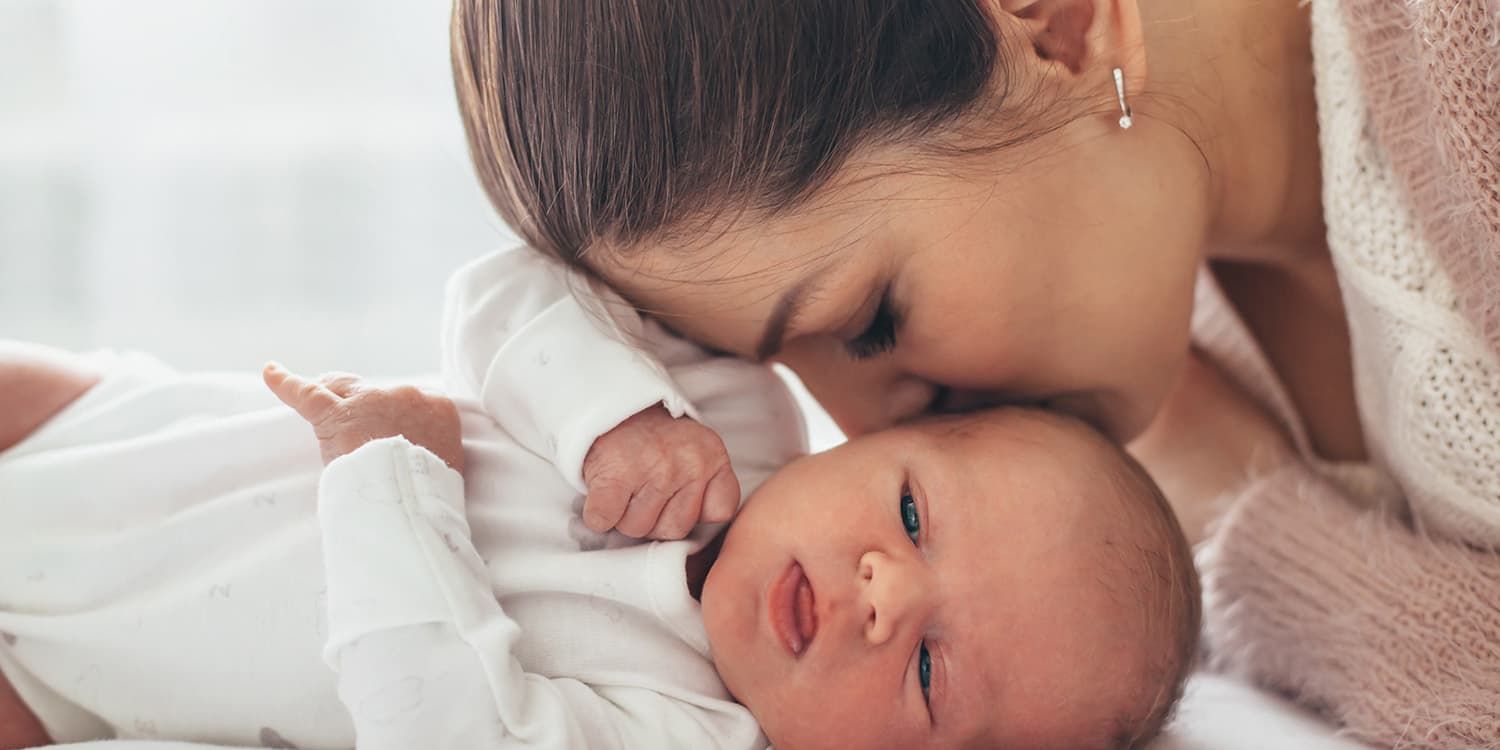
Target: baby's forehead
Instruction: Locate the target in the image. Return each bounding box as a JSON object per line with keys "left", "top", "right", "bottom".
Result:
{"left": 900, "top": 408, "right": 1107, "bottom": 457}
{"left": 819, "top": 413, "right": 1154, "bottom": 748}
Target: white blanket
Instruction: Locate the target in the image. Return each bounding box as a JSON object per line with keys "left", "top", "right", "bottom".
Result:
{"left": 30, "top": 673, "right": 1366, "bottom": 749}
{"left": 1157, "top": 673, "right": 1367, "bottom": 749}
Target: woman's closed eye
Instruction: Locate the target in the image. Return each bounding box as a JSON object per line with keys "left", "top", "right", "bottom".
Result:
{"left": 844, "top": 287, "right": 901, "bottom": 360}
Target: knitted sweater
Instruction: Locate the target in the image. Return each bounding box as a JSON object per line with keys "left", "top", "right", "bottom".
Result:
{"left": 1196, "top": 0, "right": 1500, "bottom": 748}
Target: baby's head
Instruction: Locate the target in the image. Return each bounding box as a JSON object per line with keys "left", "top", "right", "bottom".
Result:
{"left": 701, "top": 409, "right": 1199, "bottom": 750}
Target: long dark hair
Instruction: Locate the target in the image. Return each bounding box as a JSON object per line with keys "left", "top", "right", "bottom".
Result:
{"left": 451, "top": 1, "right": 1011, "bottom": 264}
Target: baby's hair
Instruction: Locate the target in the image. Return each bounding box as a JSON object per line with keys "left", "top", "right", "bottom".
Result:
{"left": 450, "top": 1, "right": 1076, "bottom": 267}
{"left": 1104, "top": 448, "right": 1201, "bottom": 749}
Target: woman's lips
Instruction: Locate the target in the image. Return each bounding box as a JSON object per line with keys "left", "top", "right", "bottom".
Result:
{"left": 769, "top": 562, "right": 818, "bottom": 657}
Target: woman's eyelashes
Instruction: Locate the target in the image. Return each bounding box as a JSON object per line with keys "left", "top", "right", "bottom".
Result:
{"left": 844, "top": 287, "right": 901, "bottom": 360}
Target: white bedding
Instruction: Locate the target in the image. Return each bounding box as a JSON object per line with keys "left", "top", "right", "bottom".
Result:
{"left": 53, "top": 678, "right": 1360, "bottom": 749}
{"left": 1156, "top": 673, "right": 1367, "bottom": 749}
{"left": 30, "top": 673, "right": 1364, "bottom": 749}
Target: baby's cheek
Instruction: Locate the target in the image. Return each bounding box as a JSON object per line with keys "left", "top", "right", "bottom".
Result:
{"left": 758, "top": 671, "right": 917, "bottom": 750}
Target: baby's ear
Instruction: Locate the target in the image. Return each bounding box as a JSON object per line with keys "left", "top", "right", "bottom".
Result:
{"left": 987, "top": 0, "right": 1147, "bottom": 88}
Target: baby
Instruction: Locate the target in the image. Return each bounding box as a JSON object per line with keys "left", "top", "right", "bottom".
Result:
{"left": 0, "top": 249, "right": 1198, "bottom": 750}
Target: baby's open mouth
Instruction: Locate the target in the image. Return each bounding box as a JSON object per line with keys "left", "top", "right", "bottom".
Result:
{"left": 770, "top": 562, "right": 818, "bottom": 657}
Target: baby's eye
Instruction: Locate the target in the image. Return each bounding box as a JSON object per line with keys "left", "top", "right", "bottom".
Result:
{"left": 918, "top": 642, "right": 932, "bottom": 702}
{"left": 900, "top": 491, "right": 920, "bottom": 544}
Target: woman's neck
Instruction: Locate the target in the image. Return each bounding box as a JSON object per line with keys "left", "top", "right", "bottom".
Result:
{"left": 1142, "top": 0, "right": 1327, "bottom": 268}
{"left": 1141, "top": 0, "right": 1367, "bottom": 461}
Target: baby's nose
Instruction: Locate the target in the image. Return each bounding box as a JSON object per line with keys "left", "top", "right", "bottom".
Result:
{"left": 857, "top": 550, "right": 931, "bottom": 646}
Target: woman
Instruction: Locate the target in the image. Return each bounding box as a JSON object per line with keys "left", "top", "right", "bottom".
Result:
{"left": 451, "top": 0, "right": 1500, "bottom": 746}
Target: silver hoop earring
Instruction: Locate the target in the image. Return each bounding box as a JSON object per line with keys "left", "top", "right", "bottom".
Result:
{"left": 1112, "top": 67, "right": 1133, "bottom": 130}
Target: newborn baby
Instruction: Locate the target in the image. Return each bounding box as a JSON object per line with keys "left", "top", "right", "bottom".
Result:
{"left": 0, "top": 250, "right": 1198, "bottom": 750}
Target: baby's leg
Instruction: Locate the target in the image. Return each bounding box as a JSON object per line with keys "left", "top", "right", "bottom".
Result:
{"left": 0, "top": 355, "right": 349, "bottom": 747}
{"left": 0, "top": 343, "right": 99, "bottom": 454}
{"left": 0, "top": 673, "right": 48, "bottom": 750}
{"left": 0, "top": 344, "right": 93, "bottom": 747}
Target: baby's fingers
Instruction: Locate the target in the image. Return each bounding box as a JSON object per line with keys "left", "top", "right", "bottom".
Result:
{"left": 263, "top": 362, "right": 341, "bottom": 425}
{"left": 700, "top": 466, "right": 741, "bottom": 524}
{"left": 615, "top": 484, "right": 672, "bottom": 539}
{"left": 316, "top": 371, "right": 365, "bottom": 398}
{"left": 649, "top": 481, "right": 708, "bottom": 540}
{"left": 582, "top": 477, "right": 633, "bottom": 534}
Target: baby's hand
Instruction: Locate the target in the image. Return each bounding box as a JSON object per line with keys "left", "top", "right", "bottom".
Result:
{"left": 263, "top": 362, "right": 465, "bottom": 473}
{"left": 581, "top": 405, "right": 739, "bottom": 540}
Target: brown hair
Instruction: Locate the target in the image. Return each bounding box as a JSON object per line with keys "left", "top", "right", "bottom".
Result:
{"left": 450, "top": 0, "right": 1038, "bottom": 266}
{"left": 1107, "top": 448, "right": 1202, "bottom": 749}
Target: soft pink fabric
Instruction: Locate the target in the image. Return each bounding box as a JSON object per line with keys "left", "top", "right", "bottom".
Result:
{"left": 1200, "top": 466, "right": 1500, "bottom": 748}
{"left": 1197, "top": 2, "right": 1500, "bottom": 748}
{"left": 1343, "top": 0, "right": 1500, "bottom": 351}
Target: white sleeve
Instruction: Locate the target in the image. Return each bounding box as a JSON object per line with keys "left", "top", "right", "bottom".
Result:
{"left": 440, "top": 246, "right": 696, "bottom": 492}
{"left": 317, "top": 437, "right": 741, "bottom": 750}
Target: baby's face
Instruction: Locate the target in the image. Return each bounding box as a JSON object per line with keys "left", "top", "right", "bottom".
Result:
{"left": 701, "top": 410, "right": 1158, "bottom": 749}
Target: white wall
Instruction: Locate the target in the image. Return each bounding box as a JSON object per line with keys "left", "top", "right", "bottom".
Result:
{"left": 0, "top": 0, "right": 512, "bottom": 375}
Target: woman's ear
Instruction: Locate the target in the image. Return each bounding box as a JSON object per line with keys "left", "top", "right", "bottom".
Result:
{"left": 990, "top": 0, "right": 1145, "bottom": 85}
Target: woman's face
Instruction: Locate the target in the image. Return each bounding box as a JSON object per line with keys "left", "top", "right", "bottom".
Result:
{"left": 598, "top": 116, "right": 1211, "bottom": 441}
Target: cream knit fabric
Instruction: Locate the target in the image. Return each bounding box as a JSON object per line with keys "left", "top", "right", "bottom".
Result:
{"left": 1344, "top": 0, "right": 1500, "bottom": 349}
{"left": 1318, "top": 0, "right": 1500, "bottom": 548}
{"left": 1195, "top": 0, "right": 1500, "bottom": 747}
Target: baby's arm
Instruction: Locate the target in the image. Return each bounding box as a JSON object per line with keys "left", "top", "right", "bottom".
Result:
{"left": 0, "top": 672, "right": 49, "bottom": 750}
{"left": 0, "top": 342, "right": 99, "bottom": 454}
{"left": 442, "top": 247, "right": 738, "bottom": 538}
{"left": 314, "top": 436, "right": 746, "bottom": 749}
{"left": 264, "top": 363, "right": 743, "bottom": 748}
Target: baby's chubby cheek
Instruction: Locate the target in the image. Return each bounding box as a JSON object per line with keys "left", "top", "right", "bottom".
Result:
{"left": 754, "top": 681, "right": 917, "bottom": 750}
{"left": 705, "top": 592, "right": 919, "bottom": 747}
{"left": 697, "top": 533, "right": 763, "bottom": 699}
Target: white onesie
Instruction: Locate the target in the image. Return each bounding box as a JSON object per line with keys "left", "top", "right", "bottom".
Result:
{"left": 0, "top": 247, "right": 807, "bottom": 749}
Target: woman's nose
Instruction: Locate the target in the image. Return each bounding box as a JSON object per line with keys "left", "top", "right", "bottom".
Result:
{"left": 857, "top": 550, "right": 930, "bottom": 646}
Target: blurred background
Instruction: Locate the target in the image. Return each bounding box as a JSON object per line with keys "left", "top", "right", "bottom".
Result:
{"left": 0, "top": 0, "right": 844, "bottom": 447}
{"left": 1, "top": 0, "right": 507, "bottom": 375}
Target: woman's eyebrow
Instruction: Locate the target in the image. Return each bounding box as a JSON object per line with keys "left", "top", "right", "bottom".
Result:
{"left": 755, "top": 276, "right": 819, "bottom": 361}
{"left": 754, "top": 250, "right": 858, "bottom": 361}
